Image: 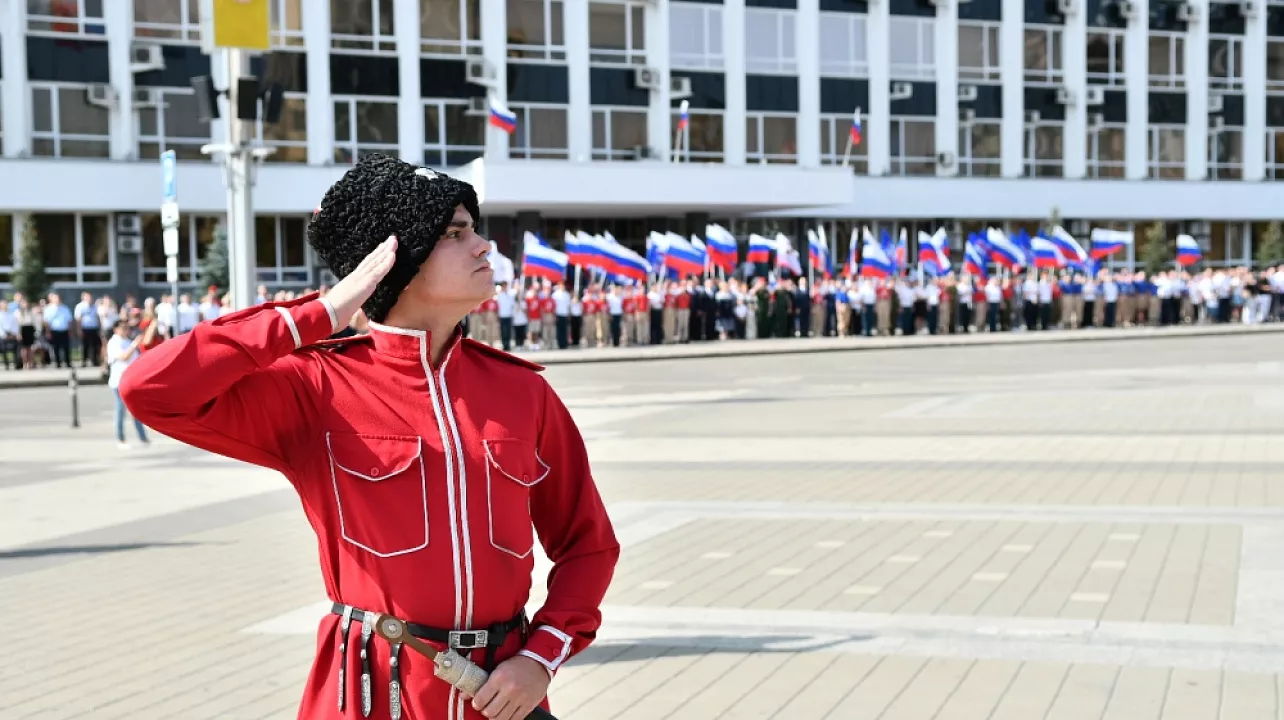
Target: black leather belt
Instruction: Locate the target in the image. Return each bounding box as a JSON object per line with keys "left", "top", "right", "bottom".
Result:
{"left": 331, "top": 603, "right": 526, "bottom": 658}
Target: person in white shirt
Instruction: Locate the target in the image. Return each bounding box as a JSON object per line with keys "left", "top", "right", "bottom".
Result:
{"left": 199, "top": 292, "right": 222, "bottom": 322}
{"left": 495, "top": 281, "right": 516, "bottom": 351}
{"left": 894, "top": 279, "right": 916, "bottom": 336}
{"left": 956, "top": 276, "right": 974, "bottom": 333}
{"left": 1101, "top": 273, "right": 1120, "bottom": 327}
{"left": 984, "top": 278, "right": 1003, "bottom": 332}
{"left": 155, "top": 293, "right": 178, "bottom": 339}
{"left": 1036, "top": 272, "right": 1054, "bottom": 330}
{"left": 606, "top": 287, "right": 625, "bottom": 346}
{"left": 105, "top": 321, "right": 150, "bottom": 449}
{"left": 0, "top": 305, "right": 19, "bottom": 369}
{"left": 175, "top": 294, "right": 199, "bottom": 333}
{"left": 925, "top": 280, "right": 941, "bottom": 335}
{"left": 551, "top": 282, "right": 571, "bottom": 349}
{"left": 1021, "top": 275, "right": 1039, "bottom": 330}
{"left": 1081, "top": 275, "right": 1098, "bottom": 328}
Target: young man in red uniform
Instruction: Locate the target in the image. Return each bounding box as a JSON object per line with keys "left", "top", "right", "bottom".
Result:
{"left": 120, "top": 154, "right": 619, "bottom": 720}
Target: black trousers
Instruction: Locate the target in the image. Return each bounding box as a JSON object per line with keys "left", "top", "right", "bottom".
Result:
{"left": 556, "top": 316, "right": 569, "bottom": 349}
{"left": 499, "top": 318, "right": 512, "bottom": 351}
{"left": 926, "top": 306, "right": 938, "bottom": 335}
{"left": 650, "top": 309, "right": 663, "bottom": 345}
{"left": 958, "top": 303, "right": 972, "bottom": 332}
{"left": 1023, "top": 302, "right": 1037, "bottom": 330}
{"left": 1105, "top": 301, "right": 1117, "bottom": 327}
{"left": 900, "top": 308, "right": 914, "bottom": 336}
{"left": 81, "top": 329, "right": 102, "bottom": 366}
{"left": 610, "top": 315, "right": 622, "bottom": 346}
{"left": 1039, "top": 303, "right": 1051, "bottom": 330}
{"left": 513, "top": 323, "right": 527, "bottom": 348}
{"left": 50, "top": 330, "right": 71, "bottom": 367}
{"left": 987, "top": 305, "right": 999, "bottom": 332}
{"left": 1083, "top": 300, "right": 1096, "bottom": 327}
{"left": 863, "top": 306, "right": 876, "bottom": 336}
{"left": 569, "top": 316, "right": 581, "bottom": 347}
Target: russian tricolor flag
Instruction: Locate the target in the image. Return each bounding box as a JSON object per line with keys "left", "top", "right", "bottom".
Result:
{"left": 808, "top": 229, "right": 832, "bottom": 278}
{"left": 843, "top": 228, "right": 860, "bottom": 278}
{"left": 677, "top": 100, "right": 689, "bottom": 131}
{"left": 987, "top": 227, "right": 1026, "bottom": 269}
{"left": 488, "top": 97, "right": 517, "bottom": 134}
{"left": 963, "top": 234, "right": 988, "bottom": 279}
{"left": 850, "top": 107, "right": 862, "bottom": 145}
{"left": 600, "top": 231, "right": 652, "bottom": 281}
{"left": 918, "top": 229, "right": 950, "bottom": 277}
{"left": 662, "top": 232, "right": 706, "bottom": 277}
{"left": 705, "top": 224, "right": 739, "bottom": 273}
{"left": 1176, "top": 234, "right": 1202, "bottom": 266}
{"left": 860, "top": 235, "right": 894, "bottom": 278}
{"left": 747, "top": 234, "right": 774, "bottom": 264}
{"left": 522, "top": 232, "right": 567, "bottom": 281}
{"left": 1031, "top": 235, "right": 1064, "bottom": 269}
{"left": 1090, "top": 228, "right": 1133, "bottom": 259}
{"left": 1048, "top": 225, "right": 1088, "bottom": 269}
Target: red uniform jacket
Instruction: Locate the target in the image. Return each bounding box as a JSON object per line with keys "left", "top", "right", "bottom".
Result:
{"left": 120, "top": 295, "right": 620, "bottom": 720}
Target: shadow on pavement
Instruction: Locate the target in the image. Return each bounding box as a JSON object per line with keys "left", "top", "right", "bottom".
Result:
{"left": 0, "top": 541, "right": 202, "bottom": 560}
{"left": 566, "top": 634, "right": 866, "bottom": 665}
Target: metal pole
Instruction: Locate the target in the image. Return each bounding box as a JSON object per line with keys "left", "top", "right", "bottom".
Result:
{"left": 224, "top": 48, "right": 257, "bottom": 311}
{"left": 69, "top": 367, "right": 79, "bottom": 429}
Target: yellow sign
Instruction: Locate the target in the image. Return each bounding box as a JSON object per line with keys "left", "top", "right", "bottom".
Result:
{"left": 211, "top": 0, "right": 270, "bottom": 50}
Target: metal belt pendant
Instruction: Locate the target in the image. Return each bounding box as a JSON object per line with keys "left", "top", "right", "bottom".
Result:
{"left": 360, "top": 619, "right": 374, "bottom": 717}
{"left": 388, "top": 643, "right": 403, "bottom": 720}
{"left": 337, "top": 605, "right": 354, "bottom": 711}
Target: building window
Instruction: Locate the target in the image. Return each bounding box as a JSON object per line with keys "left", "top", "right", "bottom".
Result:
{"left": 958, "top": 21, "right": 1000, "bottom": 82}
{"left": 670, "top": 3, "right": 723, "bottom": 71}
{"left": 257, "top": 93, "right": 308, "bottom": 163}
{"left": 820, "top": 114, "right": 869, "bottom": 174}
{"left": 590, "top": 0, "right": 647, "bottom": 66}
{"left": 1209, "top": 36, "right": 1243, "bottom": 91}
{"left": 333, "top": 97, "right": 399, "bottom": 163}
{"left": 139, "top": 213, "right": 221, "bottom": 286}
{"left": 1024, "top": 26, "right": 1063, "bottom": 84}
{"left": 889, "top": 17, "right": 935, "bottom": 80}
{"left": 137, "top": 88, "right": 211, "bottom": 161}
{"left": 592, "top": 107, "right": 648, "bottom": 160}
{"left": 745, "top": 8, "right": 797, "bottom": 75}
{"left": 746, "top": 113, "right": 797, "bottom": 163}
{"left": 0, "top": 214, "right": 13, "bottom": 286}
{"left": 1267, "top": 128, "right": 1284, "bottom": 180}
{"left": 508, "top": 0, "right": 566, "bottom": 61}
{"left": 1148, "top": 32, "right": 1184, "bottom": 89}
{"left": 30, "top": 83, "right": 110, "bottom": 159}
{"left": 1147, "top": 124, "right": 1184, "bottom": 179}
{"left": 424, "top": 100, "right": 485, "bottom": 167}
{"left": 27, "top": 0, "right": 105, "bottom": 37}
{"left": 890, "top": 116, "right": 935, "bottom": 175}
{"left": 271, "top": 0, "right": 305, "bottom": 49}
{"left": 1087, "top": 121, "right": 1125, "bottom": 178}
{"left": 508, "top": 104, "right": 570, "bottom": 160}
{"left": 1024, "top": 122, "right": 1063, "bottom": 177}
{"left": 421, "top": 0, "right": 482, "bottom": 57}
{"left": 254, "top": 216, "right": 311, "bottom": 285}
{"left": 958, "top": 120, "right": 1001, "bottom": 177}
{"left": 820, "top": 12, "right": 868, "bottom": 77}
{"left": 674, "top": 109, "right": 724, "bottom": 162}
{"left": 331, "top": 0, "right": 396, "bottom": 53}
{"left": 1209, "top": 127, "right": 1243, "bottom": 180}
{"left": 133, "top": 0, "right": 201, "bottom": 42}
{"left": 29, "top": 213, "right": 114, "bottom": 286}
{"left": 1086, "top": 30, "right": 1125, "bottom": 88}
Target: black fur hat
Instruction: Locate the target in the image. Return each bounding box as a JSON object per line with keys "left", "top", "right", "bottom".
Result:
{"left": 307, "top": 153, "right": 481, "bottom": 323}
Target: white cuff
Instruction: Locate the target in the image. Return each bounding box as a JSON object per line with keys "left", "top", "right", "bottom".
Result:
{"left": 318, "top": 297, "right": 341, "bottom": 333}
{"left": 517, "top": 650, "right": 557, "bottom": 679}
{"left": 275, "top": 307, "right": 302, "bottom": 349}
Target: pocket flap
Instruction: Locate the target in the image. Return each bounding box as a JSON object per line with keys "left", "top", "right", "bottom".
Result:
{"left": 327, "top": 433, "right": 423, "bottom": 482}
{"left": 484, "top": 438, "right": 550, "bottom": 487}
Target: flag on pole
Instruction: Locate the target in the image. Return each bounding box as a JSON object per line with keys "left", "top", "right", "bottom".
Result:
{"left": 850, "top": 107, "right": 863, "bottom": 145}
{"left": 678, "top": 100, "right": 689, "bottom": 130}
{"left": 488, "top": 97, "right": 517, "bottom": 134}
{"left": 522, "top": 232, "right": 567, "bottom": 281}
{"left": 1031, "top": 235, "right": 1065, "bottom": 269}
{"left": 1176, "top": 234, "right": 1203, "bottom": 265}
{"left": 1090, "top": 228, "right": 1134, "bottom": 258}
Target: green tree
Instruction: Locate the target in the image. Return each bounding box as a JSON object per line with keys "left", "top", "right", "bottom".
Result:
{"left": 200, "top": 222, "right": 230, "bottom": 291}
{"left": 12, "top": 215, "right": 47, "bottom": 300}
{"left": 1255, "top": 221, "right": 1284, "bottom": 268}
{"left": 1140, "top": 221, "right": 1173, "bottom": 275}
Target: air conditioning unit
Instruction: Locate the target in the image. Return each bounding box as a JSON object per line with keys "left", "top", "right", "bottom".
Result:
{"left": 130, "top": 42, "right": 165, "bottom": 73}
{"left": 959, "top": 107, "right": 976, "bottom": 124}
{"left": 958, "top": 84, "right": 978, "bottom": 102}
{"left": 1117, "top": 0, "right": 1137, "bottom": 18}
{"left": 1177, "top": 1, "right": 1198, "bottom": 20}
{"left": 1084, "top": 86, "right": 1105, "bottom": 105}
{"left": 1087, "top": 112, "right": 1104, "bottom": 129}
{"left": 465, "top": 58, "right": 496, "bottom": 88}
{"left": 132, "top": 87, "right": 161, "bottom": 108}
{"left": 1055, "top": 86, "right": 1075, "bottom": 105}
{"left": 634, "top": 66, "right": 662, "bottom": 91}
{"left": 1240, "top": 0, "right": 1260, "bottom": 16}
{"left": 117, "top": 235, "right": 142, "bottom": 254}
{"left": 467, "top": 95, "right": 487, "bottom": 115}
{"left": 1057, "top": 0, "right": 1076, "bottom": 14}
{"left": 85, "top": 84, "right": 116, "bottom": 108}
{"left": 1209, "top": 93, "right": 1225, "bottom": 113}
{"left": 1025, "top": 110, "right": 1042, "bottom": 123}
{"left": 890, "top": 81, "right": 913, "bottom": 100}
{"left": 670, "top": 75, "right": 692, "bottom": 100}
{"left": 116, "top": 214, "right": 142, "bottom": 235}
{"left": 937, "top": 151, "right": 955, "bottom": 168}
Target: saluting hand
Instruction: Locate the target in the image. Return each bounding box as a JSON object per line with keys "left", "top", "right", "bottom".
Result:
{"left": 325, "top": 236, "right": 398, "bottom": 330}
{"left": 471, "top": 655, "right": 551, "bottom": 720}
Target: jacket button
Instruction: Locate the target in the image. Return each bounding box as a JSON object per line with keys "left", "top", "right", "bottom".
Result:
{"left": 371, "top": 467, "right": 381, "bottom": 477}
{"left": 522, "top": 474, "right": 530, "bottom": 483}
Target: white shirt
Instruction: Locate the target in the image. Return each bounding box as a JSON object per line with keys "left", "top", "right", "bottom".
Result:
{"left": 156, "top": 301, "right": 177, "bottom": 332}
{"left": 926, "top": 284, "right": 941, "bottom": 306}
{"left": 199, "top": 301, "right": 222, "bottom": 322}
{"left": 859, "top": 282, "right": 876, "bottom": 305}
{"left": 957, "top": 282, "right": 973, "bottom": 303}
{"left": 570, "top": 298, "right": 583, "bottom": 317}
{"left": 74, "top": 300, "right": 100, "bottom": 329}
{"left": 1102, "top": 281, "right": 1119, "bottom": 302}
{"left": 552, "top": 289, "right": 571, "bottom": 316}
{"left": 894, "top": 283, "right": 916, "bottom": 306}
{"left": 1022, "top": 280, "right": 1038, "bottom": 302}
{"left": 985, "top": 283, "right": 1002, "bottom": 303}
{"left": 177, "top": 302, "right": 200, "bottom": 332}
{"left": 1082, "top": 281, "right": 1097, "bottom": 301}
{"left": 1156, "top": 277, "right": 1172, "bottom": 299}
{"left": 606, "top": 294, "right": 623, "bottom": 315}
{"left": 495, "top": 290, "right": 516, "bottom": 318}
{"left": 106, "top": 334, "right": 140, "bottom": 389}
{"left": 0, "top": 308, "right": 18, "bottom": 337}
{"left": 1037, "top": 280, "right": 1053, "bottom": 304}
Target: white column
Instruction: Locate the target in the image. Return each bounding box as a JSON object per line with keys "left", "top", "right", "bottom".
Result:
{"left": 999, "top": 0, "right": 1023, "bottom": 176}
{"left": 303, "top": 1, "right": 333, "bottom": 165}
{"left": 934, "top": 0, "right": 959, "bottom": 176}
{"left": 1062, "top": 3, "right": 1087, "bottom": 178}
{"left": 1184, "top": 0, "right": 1209, "bottom": 180}
{"left": 105, "top": 0, "right": 135, "bottom": 160}
{"left": 723, "top": 0, "right": 747, "bottom": 165}
{"left": 210, "top": 46, "right": 228, "bottom": 160}
{"left": 565, "top": 0, "right": 592, "bottom": 162}
{"left": 394, "top": 0, "right": 422, "bottom": 164}
{"left": 866, "top": 0, "right": 890, "bottom": 175}
{"left": 1124, "top": 0, "right": 1148, "bottom": 179}
{"left": 1243, "top": 3, "right": 1266, "bottom": 181}
{"left": 483, "top": 0, "right": 510, "bottom": 160}
{"left": 796, "top": 0, "right": 820, "bottom": 167}
{"left": 1, "top": 0, "right": 30, "bottom": 158}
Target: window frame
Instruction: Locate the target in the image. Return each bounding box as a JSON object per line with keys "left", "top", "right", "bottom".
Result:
{"left": 270, "top": 0, "right": 306, "bottom": 49}
{"left": 1024, "top": 120, "right": 1064, "bottom": 178}
{"left": 669, "top": 2, "right": 724, "bottom": 71}
{"left": 423, "top": 98, "right": 486, "bottom": 168}
{"left": 744, "top": 7, "right": 797, "bottom": 75}
{"left": 1208, "top": 125, "right": 1243, "bottom": 180}
{"left": 0, "top": 214, "right": 13, "bottom": 287}
{"left": 746, "top": 111, "right": 798, "bottom": 164}
{"left": 255, "top": 91, "right": 309, "bottom": 163}
{"left": 28, "top": 81, "right": 112, "bottom": 159}
{"left": 889, "top": 115, "right": 936, "bottom": 176}
{"left": 27, "top": 0, "right": 106, "bottom": 38}
{"left": 957, "top": 118, "right": 1001, "bottom": 177}
{"left": 1147, "top": 123, "right": 1185, "bottom": 179}
{"left": 958, "top": 21, "right": 1000, "bottom": 82}
{"left": 135, "top": 86, "right": 213, "bottom": 161}
{"left": 819, "top": 113, "right": 869, "bottom": 174}
{"left": 1267, "top": 127, "right": 1284, "bottom": 180}
{"left": 332, "top": 95, "right": 400, "bottom": 164}
{"left": 420, "top": 0, "right": 484, "bottom": 58}
{"left": 507, "top": 0, "right": 568, "bottom": 63}
{"left": 888, "top": 16, "right": 935, "bottom": 81}
{"left": 1148, "top": 32, "right": 1185, "bottom": 90}
{"left": 1023, "top": 25, "right": 1064, "bottom": 85}
{"left": 589, "top": 0, "right": 648, "bottom": 66}
{"left": 137, "top": 213, "right": 223, "bottom": 287}
{"left": 591, "top": 105, "right": 649, "bottom": 160}
{"left": 507, "top": 102, "right": 571, "bottom": 160}
{"left": 1086, "top": 29, "right": 1126, "bottom": 88}
{"left": 671, "top": 108, "right": 725, "bottom": 162}
{"left": 1209, "top": 35, "right": 1244, "bottom": 91}
{"left": 27, "top": 212, "right": 117, "bottom": 288}
{"left": 132, "top": 0, "right": 201, "bottom": 43}
{"left": 330, "top": 0, "right": 397, "bottom": 55}
{"left": 254, "top": 215, "right": 313, "bottom": 286}
{"left": 819, "top": 12, "right": 868, "bottom": 78}
{"left": 1086, "top": 120, "right": 1126, "bottom": 179}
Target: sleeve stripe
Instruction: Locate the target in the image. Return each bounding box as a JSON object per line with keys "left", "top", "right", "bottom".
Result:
{"left": 275, "top": 307, "right": 302, "bottom": 349}
{"left": 319, "top": 297, "right": 341, "bottom": 333}
{"left": 537, "top": 625, "right": 573, "bottom": 669}
{"left": 517, "top": 650, "right": 556, "bottom": 678}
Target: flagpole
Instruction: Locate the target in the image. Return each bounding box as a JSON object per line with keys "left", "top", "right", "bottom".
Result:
{"left": 841, "top": 134, "right": 854, "bottom": 168}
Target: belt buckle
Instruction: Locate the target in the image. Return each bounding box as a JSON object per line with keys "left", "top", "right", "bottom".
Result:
{"left": 448, "top": 630, "right": 488, "bottom": 649}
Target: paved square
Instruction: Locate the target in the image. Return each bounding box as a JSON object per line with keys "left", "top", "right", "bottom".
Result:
{"left": 3, "top": 332, "right": 1284, "bottom": 718}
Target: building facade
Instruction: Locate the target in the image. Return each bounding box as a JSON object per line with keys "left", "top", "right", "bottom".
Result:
{"left": 0, "top": 0, "right": 1280, "bottom": 299}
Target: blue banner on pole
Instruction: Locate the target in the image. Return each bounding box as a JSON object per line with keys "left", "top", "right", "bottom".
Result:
{"left": 161, "top": 150, "right": 177, "bottom": 203}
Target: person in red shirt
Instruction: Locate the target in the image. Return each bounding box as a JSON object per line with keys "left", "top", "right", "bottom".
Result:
{"left": 121, "top": 154, "right": 619, "bottom": 720}
{"left": 539, "top": 291, "right": 556, "bottom": 349}
{"left": 524, "top": 291, "right": 542, "bottom": 350}
{"left": 633, "top": 288, "right": 649, "bottom": 345}
{"left": 619, "top": 292, "right": 635, "bottom": 347}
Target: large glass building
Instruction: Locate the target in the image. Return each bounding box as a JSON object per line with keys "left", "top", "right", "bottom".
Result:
{"left": 0, "top": 0, "right": 1279, "bottom": 298}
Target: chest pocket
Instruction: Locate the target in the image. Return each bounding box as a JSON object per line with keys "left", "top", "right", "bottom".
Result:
{"left": 327, "top": 433, "right": 429, "bottom": 558}
{"left": 483, "top": 438, "right": 550, "bottom": 559}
